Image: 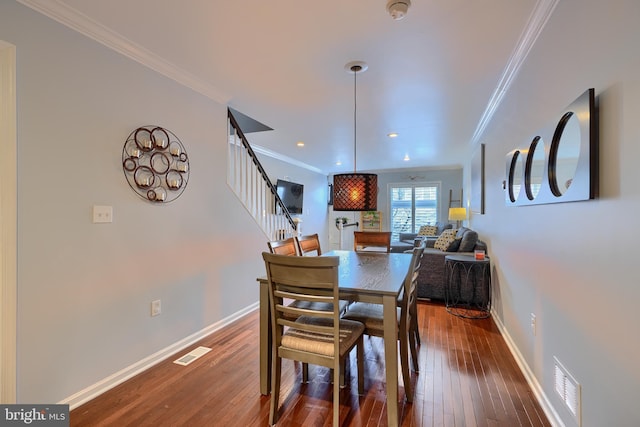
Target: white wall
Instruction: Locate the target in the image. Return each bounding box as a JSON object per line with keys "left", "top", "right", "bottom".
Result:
{"left": 469, "top": 1, "right": 640, "bottom": 426}
{"left": 0, "top": 1, "right": 281, "bottom": 404}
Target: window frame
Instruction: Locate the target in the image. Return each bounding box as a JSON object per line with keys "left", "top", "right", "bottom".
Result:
{"left": 387, "top": 181, "right": 441, "bottom": 241}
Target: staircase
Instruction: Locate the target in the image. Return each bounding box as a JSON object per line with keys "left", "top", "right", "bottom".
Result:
{"left": 227, "top": 109, "right": 297, "bottom": 240}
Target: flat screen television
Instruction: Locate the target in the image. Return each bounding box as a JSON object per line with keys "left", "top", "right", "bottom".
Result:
{"left": 276, "top": 179, "right": 304, "bottom": 215}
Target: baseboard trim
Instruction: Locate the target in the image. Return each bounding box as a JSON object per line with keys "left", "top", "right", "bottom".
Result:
{"left": 60, "top": 302, "right": 259, "bottom": 410}
{"left": 490, "top": 309, "right": 564, "bottom": 427}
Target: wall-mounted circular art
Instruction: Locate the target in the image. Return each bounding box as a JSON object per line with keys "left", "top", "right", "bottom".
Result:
{"left": 504, "top": 88, "right": 597, "bottom": 206}
{"left": 122, "top": 126, "right": 189, "bottom": 203}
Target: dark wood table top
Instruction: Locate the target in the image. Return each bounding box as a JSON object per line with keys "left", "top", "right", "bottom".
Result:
{"left": 323, "top": 250, "right": 412, "bottom": 297}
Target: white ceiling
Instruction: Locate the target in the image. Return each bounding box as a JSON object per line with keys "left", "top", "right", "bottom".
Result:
{"left": 20, "top": 0, "right": 553, "bottom": 174}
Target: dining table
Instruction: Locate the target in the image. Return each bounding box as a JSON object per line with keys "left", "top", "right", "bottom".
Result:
{"left": 257, "top": 249, "right": 413, "bottom": 427}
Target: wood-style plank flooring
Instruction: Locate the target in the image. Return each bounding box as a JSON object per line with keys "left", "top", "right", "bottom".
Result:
{"left": 70, "top": 301, "right": 551, "bottom": 426}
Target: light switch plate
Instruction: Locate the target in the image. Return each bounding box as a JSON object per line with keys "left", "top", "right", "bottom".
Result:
{"left": 92, "top": 205, "right": 113, "bottom": 223}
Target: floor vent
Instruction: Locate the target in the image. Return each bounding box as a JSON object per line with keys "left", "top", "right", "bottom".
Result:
{"left": 554, "top": 356, "right": 581, "bottom": 426}
{"left": 173, "top": 346, "right": 211, "bottom": 366}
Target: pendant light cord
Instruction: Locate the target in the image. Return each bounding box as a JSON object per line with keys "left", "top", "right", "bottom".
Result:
{"left": 352, "top": 65, "right": 360, "bottom": 174}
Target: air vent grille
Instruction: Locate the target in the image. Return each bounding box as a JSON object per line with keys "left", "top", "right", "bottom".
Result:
{"left": 554, "top": 356, "right": 581, "bottom": 425}
{"left": 173, "top": 346, "right": 211, "bottom": 366}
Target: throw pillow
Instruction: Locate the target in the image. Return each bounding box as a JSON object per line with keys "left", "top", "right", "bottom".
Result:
{"left": 417, "top": 225, "right": 438, "bottom": 236}
{"left": 446, "top": 237, "right": 462, "bottom": 252}
{"left": 434, "top": 228, "right": 457, "bottom": 251}
{"left": 456, "top": 227, "right": 469, "bottom": 239}
{"left": 458, "top": 230, "right": 479, "bottom": 252}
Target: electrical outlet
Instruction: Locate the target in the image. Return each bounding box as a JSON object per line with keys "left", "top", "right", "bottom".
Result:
{"left": 151, "top": 300, "right": 161, "bottom": 317}
{"left": 530, "top": 313, "right": 536, "bottom": 336}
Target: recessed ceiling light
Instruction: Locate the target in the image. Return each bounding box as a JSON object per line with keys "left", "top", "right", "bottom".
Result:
{"left": 403, "top": 154, "right": 410, "bottom": 161}
{"left": 296, "top": 141, "right": 305, "bottom": 147}
{"left": 336, "top": 161, "right": 342, "bottom": 166}
{"left": 388, "top": 132, "right": 398, "bottom": 138}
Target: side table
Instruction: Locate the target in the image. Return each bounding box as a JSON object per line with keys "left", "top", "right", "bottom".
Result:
{"left": 444, "top": 254, "right": 491, "bottom": 319}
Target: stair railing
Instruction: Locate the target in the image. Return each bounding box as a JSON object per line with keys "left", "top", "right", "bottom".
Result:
{"left": 227, "top": 109, "right": 297, "bottom": 240}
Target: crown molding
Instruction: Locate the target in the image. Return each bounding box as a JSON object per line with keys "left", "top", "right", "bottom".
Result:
{"left": 17, "top": 0, "right": 230, "bottom": 104}
{"left": 471, "top": 0, "right": 560, "bottom": 146}
{"left": 251, "top": 144, "right": 324, "bottom": 175}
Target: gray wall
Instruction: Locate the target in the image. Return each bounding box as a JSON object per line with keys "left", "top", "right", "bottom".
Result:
{"left": 467, "top": 1, "right": 640, "bottom": 426}
{"left": 0, "top": 1, "right": 326, "bottom": 404}
{"left": 4, "top": 1, "right": 640, "bottom": 425}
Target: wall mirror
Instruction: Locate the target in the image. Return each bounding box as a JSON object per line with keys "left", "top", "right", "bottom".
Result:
{"left": 525, "top": 136, "right": 545, "bottom": 200}
{"left": 549, "top": 112, "right": 581, "bottom": 196}
{"left": 507, "top": 150, "right": 524, "bottom": 203}
{"left": 505, "top": 88, "right": 597, "bottom": 206}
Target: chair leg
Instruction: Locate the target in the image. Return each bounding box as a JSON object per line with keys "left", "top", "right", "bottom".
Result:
{"left": 357, "top": 336, "right": 364, "bottom": 395}
{"left": 269, "top": 356, "right": 282, "bottom": 426}
{"left": 339, "top": 357, "right": 350, "bottom": 388}
{"left": 333, "top": 361, "right": 340, "bottom": 427}
{"left": 399, "top": 334, "right": 413, "bottom": 403}
{"left": 302, "top": 362, "right": 309, "bottom": 383}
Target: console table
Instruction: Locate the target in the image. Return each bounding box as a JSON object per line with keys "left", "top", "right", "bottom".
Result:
{"left": 444, "top": 254, "right": 491, "bottom": 318}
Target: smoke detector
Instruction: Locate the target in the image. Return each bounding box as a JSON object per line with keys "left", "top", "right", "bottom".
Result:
{"left": 387, "top": 0, "right": 411, "bottom": 20}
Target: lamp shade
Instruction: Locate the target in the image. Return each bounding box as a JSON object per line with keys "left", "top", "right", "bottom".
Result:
{"left": 333, "top": 173, "right": 378, "bottom": 211}
{"left": 448, "top": 207, "right": 467, "bottom": 221}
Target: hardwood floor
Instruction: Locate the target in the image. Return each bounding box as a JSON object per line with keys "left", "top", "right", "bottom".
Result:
{"left": 70, "top": 301, "right": 551, "bottom": 426}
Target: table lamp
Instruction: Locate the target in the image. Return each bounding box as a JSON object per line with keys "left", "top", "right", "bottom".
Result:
{"left": 448, "top": 207, "right": 467, "bottom": 228}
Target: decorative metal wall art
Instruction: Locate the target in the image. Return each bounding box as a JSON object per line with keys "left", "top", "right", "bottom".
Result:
{"left": 122, "top": 126, "right": 189, "bottom": 203}
{"left": 505, "top": 88, "right": 598, "bottom": 206}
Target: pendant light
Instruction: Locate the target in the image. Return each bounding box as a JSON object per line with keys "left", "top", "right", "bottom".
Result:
{"left": 333, "top": 61, "right": 378, "bottom": 211}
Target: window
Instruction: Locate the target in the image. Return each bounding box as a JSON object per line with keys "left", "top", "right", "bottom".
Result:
{"left": 389, "top": 183, "right": 440, "bottom": 241}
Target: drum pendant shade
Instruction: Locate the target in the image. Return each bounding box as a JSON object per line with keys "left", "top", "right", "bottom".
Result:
{"left": 333, "top": 62, "right": 378, "bottom": 211}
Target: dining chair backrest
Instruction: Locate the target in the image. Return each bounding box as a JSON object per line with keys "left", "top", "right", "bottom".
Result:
{"left": 267, "top": 237, "right": 299, "bottom": 256}
{"left": 353, "top": 231, "right": 392, "bottom": 253}
{"left": 295, "top": 233, "right": 322, "bottom": 256}
{"left": 262, "top": 252, "right": 341, "bottom": 353}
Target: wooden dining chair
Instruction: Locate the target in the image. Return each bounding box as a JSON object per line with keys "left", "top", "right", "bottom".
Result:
{"left": 353, "top": 231, "right": 392, "bottom": 253}
{"left": 262, "top": 252, "right": 365, "bottom": 426}
{"left": 267, "top": 237, "right": 299, "bottom": 256}
{"left": 295, "top": 233, "right": 322, "bottom": 256}
{"left": 341, "top": 244, "right": 425, "bottom": 403}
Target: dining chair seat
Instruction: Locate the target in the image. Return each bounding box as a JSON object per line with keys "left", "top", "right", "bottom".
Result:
{"left": 341, "top": 303, "right": 400, "bottom": 331}
{"left": 285, "top": 300, "right": 350, "bottom": 318}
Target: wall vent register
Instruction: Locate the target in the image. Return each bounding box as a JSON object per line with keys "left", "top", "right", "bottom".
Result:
{"left": 554, "top": 356, "right": 581, "bottom": 425}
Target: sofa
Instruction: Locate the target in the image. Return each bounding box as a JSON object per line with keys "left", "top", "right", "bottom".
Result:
{"left": 390, "top": 222, "right": 453, "bottom": 253}
{"left": 413, "top": 227, "right": 488, "bottom": 302}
